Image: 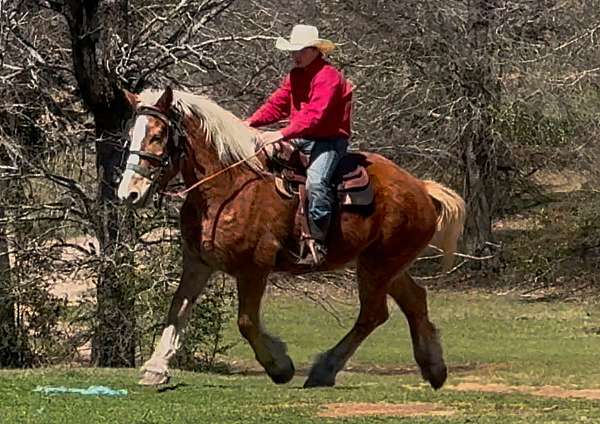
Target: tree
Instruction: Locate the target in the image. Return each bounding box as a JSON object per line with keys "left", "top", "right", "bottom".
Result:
{"left": 0, "top": 2, "right": 25, "bottom": 367}
{"left": 54, "top": 0, "right": 136, "bottom": 366}
{"left": 0, "top": 167, "right": 19, "bottom": 366}
{"left": 37, "top": 0, "right": 262, "bottom": 366}
{"left": 460, "top": 0, "right": 500, "bottom": 254}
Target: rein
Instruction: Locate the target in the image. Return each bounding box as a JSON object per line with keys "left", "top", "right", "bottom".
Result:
{"left": 161, "top": 141, "right": 276, "bottom": 199}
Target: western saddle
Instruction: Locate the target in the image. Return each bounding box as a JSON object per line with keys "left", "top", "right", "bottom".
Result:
{"left": 267, "top": 141, "right": 374, "bottom": 245}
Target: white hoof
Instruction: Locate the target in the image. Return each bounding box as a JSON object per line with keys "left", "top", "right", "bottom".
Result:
{"left": 138, "top": 369, "right": 170, "bottom": 386}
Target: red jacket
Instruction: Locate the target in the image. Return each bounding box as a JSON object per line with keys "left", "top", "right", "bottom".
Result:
{"left": 247, "top": 57, "right": 353, "bottom": 140}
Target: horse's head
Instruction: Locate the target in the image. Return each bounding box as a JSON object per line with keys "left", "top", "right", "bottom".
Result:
{"left": 117, "top": 87, "right": 184, "bottom": 207}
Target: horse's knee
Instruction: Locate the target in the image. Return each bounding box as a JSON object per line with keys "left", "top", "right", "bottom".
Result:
{"left": 412, "top": 283, "right": 428, "bottom": 307}
{"left": 373, "top": 308, "right": 390, "bottom": 327}
{"left": 237, "top": 315, "right": 256, "bottom": 340}
{"left": 392, "top": 274, "right": 427, "bottom": 307}
{"left": 357, "top": 308, "right": 389, "bottom": 334}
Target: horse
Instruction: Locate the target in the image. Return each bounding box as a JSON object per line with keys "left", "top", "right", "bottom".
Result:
{"left": 117, "top": 86, "right": 465, "bottom": 389}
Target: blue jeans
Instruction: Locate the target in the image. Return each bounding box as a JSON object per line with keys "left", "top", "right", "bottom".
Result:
{"left": 289, "top": 137, "right": 348, "bottom": 242}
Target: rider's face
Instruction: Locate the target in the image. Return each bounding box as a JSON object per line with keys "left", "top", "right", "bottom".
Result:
{"left": 291, "top": 47, "right": 320, "bottom": 68}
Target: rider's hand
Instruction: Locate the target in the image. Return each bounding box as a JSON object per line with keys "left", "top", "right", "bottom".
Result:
{"left": 256, "top": 130, "right": 284, "bottom": 157}
{"left": 242, "top": 119, "right": 252, "bottom": 127}
{"left": 256, "top": 130, "right": 284, "bottom": 147}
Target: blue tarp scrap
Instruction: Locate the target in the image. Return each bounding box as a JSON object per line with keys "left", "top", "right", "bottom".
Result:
{"left": 34, "top": 385, "right": 128, "bottom": 397}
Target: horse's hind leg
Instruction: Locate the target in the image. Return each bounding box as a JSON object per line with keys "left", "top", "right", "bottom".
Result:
{"left": 304, "top": 258, "right": 390, "bottom": 388}
{"left": 388, "top": 272, "right": 447, "bottom": 389}
{"left": 237, "top": 273, "right": 295, "bottom": 384}
{"left": 139, "top": 243, "right": 213, "bottom": 386}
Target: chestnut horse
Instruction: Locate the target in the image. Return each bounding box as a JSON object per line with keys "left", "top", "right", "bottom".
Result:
{"left": 117, "top": 87, "right": 465, "bottom": 389}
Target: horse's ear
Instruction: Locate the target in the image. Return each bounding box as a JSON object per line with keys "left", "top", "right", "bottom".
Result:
{"left": 122, "top": 89, "right": 138, "bottom": 109}
{"left": 155, "top": 87, "right": 173, "bottom": 112}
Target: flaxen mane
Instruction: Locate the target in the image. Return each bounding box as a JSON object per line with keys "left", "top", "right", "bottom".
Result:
{"left": 138, "top": 89, "right": 261, "bottom": 170}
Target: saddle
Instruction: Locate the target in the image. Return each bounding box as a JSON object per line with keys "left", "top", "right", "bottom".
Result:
{"left": 268, "top": 141, "right": 374, "bottom": 241}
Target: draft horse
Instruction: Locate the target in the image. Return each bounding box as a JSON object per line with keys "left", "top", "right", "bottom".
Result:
{"left": 117, "top": 87, "right": 465, "bottom": 389}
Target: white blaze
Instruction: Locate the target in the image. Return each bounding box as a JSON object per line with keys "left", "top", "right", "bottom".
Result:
{"left": 117, "top": 116, "right": 148, "bottom": 200}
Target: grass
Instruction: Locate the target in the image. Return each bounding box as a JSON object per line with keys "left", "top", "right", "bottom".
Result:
{"left": 3, "top": 290, "right": 600, "bottom": 423}
{"left": 227, "top": 291, "right": 600, "bottom": 387}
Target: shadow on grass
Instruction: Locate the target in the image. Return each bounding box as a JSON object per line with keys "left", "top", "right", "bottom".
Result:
{"left": 156, "top": 383, "right": 188, "bottom": 393}
{"left": 224, "top": 362, "right": 485, "bottom": 377}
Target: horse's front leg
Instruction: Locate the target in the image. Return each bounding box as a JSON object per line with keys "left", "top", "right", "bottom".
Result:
{"left": 236, "top": 273, "right": 295, "bottom": 384}
{"left": 139, "top": 244, "right": 213, "bottom": 386}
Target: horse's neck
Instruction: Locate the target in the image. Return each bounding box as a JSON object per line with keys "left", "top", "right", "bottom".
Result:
{"left": 180, "top": 118, "right": 260, "bottom": 201}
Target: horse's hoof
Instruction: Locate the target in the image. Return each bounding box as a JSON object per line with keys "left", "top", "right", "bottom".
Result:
{"left": 266, "top": 356, "right": 295, "bottom": 385}
{"left": 421, "top": 362, "right": 447, "bottom": 390}
{"left": 303, "top": 366, "right": 336, "bottom": 388}
{"left": 303, "top": 374, "right": 335, "bottom": 388}
{"left": 138, "top": 370, "right": 170, "bottom": 386}
{"left": 303, "top": 351, "right": 337, "bottom": 388}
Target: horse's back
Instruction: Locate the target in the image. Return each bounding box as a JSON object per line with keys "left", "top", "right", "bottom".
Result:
{"left": 343, "top": 151, "right": 439, "bottom": 251}
{"left": 355, "top": 151, "right": 434, "bottom": 199}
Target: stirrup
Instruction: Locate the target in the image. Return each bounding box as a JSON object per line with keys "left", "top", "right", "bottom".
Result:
{"left": 307, "top": 239, "right": 321, "bottom": 263}
{"left": 296, "top": 239, "right": 327, "bottom": 266}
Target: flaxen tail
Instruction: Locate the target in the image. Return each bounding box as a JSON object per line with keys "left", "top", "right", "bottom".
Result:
{"left": 423, "top": 180, "right": 466, "bottom": 272}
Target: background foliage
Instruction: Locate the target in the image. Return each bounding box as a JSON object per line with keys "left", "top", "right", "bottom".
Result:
{"left": 0, "top": 0, "right": 599, "bottom": 366}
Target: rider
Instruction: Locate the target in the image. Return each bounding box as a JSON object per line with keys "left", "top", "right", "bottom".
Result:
{"left": 245, "top": 24, "right": 353, "bottom": 266}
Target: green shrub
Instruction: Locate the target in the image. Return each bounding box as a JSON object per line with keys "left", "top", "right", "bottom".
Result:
{"left": 135, "top": 236, "right": 236, "bottom": 371}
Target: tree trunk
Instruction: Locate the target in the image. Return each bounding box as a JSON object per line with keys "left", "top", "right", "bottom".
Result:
{"left": 63, "top": 0, "right": 136, "bottom": 367}
{"left": 0, "top": 179, "right": 20, "bottom": 367}
{"left": 461, "top": 0, "right": 500, "bottom": 255}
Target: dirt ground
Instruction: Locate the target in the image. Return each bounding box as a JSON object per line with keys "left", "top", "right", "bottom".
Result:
{"left": 318, "top": 402, "right": 456, "bottom": 418}
{"left": 448, "top": 381, "right": 600, "bottom": 401}
{"left": 314, "top": 379, "right": 600, "bottom": 418}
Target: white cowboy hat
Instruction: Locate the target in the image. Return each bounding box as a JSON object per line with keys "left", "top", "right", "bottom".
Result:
{"left": 275, "top": 24, "right": 336, "bottom": 55}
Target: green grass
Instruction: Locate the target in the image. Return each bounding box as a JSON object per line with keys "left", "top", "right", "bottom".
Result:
{"left": 3, "top": 291, "right": 600, "bottom": 423}
{"left": 227, "top": 291, "right": 600, "bottom": 387}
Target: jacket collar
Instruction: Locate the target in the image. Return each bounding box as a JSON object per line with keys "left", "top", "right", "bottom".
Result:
{"left": 294, "top": 56, "right": 327, "bottom": 76}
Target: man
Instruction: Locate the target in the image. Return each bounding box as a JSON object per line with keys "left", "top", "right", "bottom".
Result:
{"left": 245, "top": 24, "right": 353, "bottom": 267}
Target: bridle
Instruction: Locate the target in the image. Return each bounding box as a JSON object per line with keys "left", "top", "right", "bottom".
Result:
{"left": 125, "top": 105, "right": 184, "bottom": 183}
